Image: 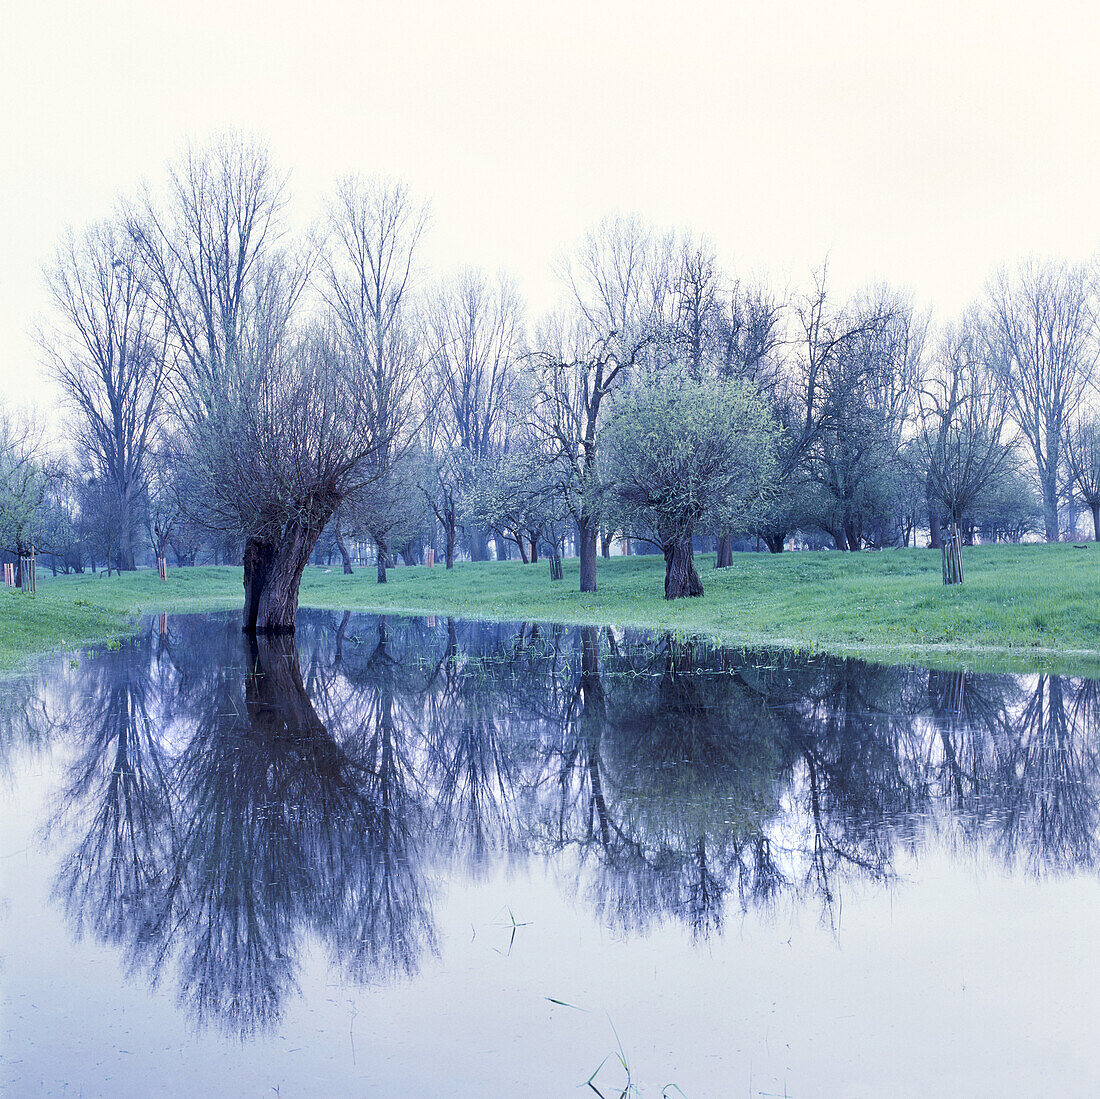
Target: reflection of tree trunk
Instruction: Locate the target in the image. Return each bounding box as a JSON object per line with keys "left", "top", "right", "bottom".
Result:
{"left": 334, "top": 610, "right": 351, "bottom": 664}
{"left": 663, "top": 537, "right": 704, "bottom": 599}
{"left": 715, "top": 532, "right": 733, "bottom": 568}
{"left": 578, "top": 514, "right": 598, "bottom": 592}
{"left": 579, "top": 626, "right": 611, "bottom": 848}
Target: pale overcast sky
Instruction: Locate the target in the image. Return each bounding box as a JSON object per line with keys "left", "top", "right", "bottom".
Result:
{"left": 3, "top": 0, "right": 1100, "bottom": 413}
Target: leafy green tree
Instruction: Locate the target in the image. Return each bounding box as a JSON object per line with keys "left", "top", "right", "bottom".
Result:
{"left": 601, "top": 370, "right": 778, "bottom": 599}
{"left": 0, "top": 409, "right": 57, "bottom": 585}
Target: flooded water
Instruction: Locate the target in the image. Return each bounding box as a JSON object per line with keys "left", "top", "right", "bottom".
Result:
{"left": 3, "top": 611, "right": 1100, "bottom": 1096}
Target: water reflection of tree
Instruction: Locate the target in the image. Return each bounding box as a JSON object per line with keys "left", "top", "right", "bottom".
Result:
{"left": 38, "top": 610, "right": 1100, "bottom": 1036}
{"left": 50, "top": 639, "right": 174, "bottom": 948}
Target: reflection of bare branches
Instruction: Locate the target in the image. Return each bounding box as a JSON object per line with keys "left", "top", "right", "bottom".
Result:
{"left": 49, "top": 642, "right": 174, "bottom": 948}
{"left": 33, "top": 609, "right": 1100, "bottom": 1037}
{"left": 990, "top": 675, "right": 1100, "bottom": 874}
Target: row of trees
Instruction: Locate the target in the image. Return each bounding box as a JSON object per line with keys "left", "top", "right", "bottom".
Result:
{"left": 5, "top": 135, "right": 1100, "bottom": 618}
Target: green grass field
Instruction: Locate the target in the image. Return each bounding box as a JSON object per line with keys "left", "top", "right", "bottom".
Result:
{"left": 2, "top": 543, "right": 1098, "bottom": 673}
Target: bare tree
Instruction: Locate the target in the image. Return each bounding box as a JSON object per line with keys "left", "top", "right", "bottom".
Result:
{"left": 42, "top": 219, "right": 168, "bottom": 570}
{"left": 318, "top": 176, "right": 427, "bottom": 583}
{"left": 424, "top": 268, "right": 524, "bottom": 561}
{"left": 131, "top": 136, "right": 389, "bottom": 632}
{"left": 915, "top": 317, "right": 1018, "bottom": 566}
{"left": 795, "top": 274, "right": 920, "bottom": 550}
{"left": 1065, "top": 415, "right": 1100, "bottom": 540}
{"left": 984, "top": 258, "right": 1097, "bottom": 541}
{"left": 532, "top": 217, "right": 658, "bottom": 592}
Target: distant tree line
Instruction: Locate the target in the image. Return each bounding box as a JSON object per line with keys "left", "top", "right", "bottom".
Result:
{"left": 3, "top": 135, "right": 1099, "bottom": 614}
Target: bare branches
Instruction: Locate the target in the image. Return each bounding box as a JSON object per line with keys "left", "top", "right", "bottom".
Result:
{"left": 984, "top": 258, "right": 1098, "bottom": 540}
{"left": 915, "top": 316, "right": 1017, "bottom": 525}
{"left": 41, "top": 218, "right": 168, "bottom": 568}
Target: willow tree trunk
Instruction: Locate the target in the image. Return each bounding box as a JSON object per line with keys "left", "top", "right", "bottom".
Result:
{"left": 663, "top": 537, "right": 704, "bottom": 599}
{"left": 577, "top": 515, "right": 598, "bottom": 592}
{"left": 469, "top": 528, "right": 489, "bottom": 562}
{"left": 257, "top": 515, "right": 329, "bottom": 633}
{"left": 336, "top": 529, "right": 354, "bottom": 574}
{"left": 715, "top": 532, "right": 733, "bottom": 568}
{"left": 243, "top": 537, "right": 276, "bottom": 634}
{"left": 1090, "top": 502, "right": 1100, "bottom": 541}
{"left": 375, "top": 536, "right": 388, "bottom": 583}
{"left": 444, "top": 516, "right": 457, "bottom": 568}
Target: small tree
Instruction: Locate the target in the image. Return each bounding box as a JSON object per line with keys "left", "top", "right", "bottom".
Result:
{"left": 1065, "top": 416, "right": 1100, "bottom": 540}
{"left": 42, "top": 219, "right": 167, "bottom": 571}
{"left": 915, "top": 319, "right": 1018, "bottom": 558}
{"left": 0, "top": 409, "right": 58, "bottom": 587}
{"left": 601, "top": 371, "right": 778, "bottom": 599}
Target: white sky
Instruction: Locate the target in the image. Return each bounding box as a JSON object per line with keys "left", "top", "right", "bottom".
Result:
{"left": 3, "top": 0, "right": 1100, "bottom": 414}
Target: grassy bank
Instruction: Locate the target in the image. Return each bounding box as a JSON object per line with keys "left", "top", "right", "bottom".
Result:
{"left": 2, "top": 543, "right": 1098, "bottom": 673}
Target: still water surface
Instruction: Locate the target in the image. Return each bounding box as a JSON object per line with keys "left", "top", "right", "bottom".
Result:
{"left": 3, "top": 611, "right": 1100, "bottom": 1096}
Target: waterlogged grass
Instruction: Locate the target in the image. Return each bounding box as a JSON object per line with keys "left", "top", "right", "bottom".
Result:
{"left": 0, "top": 566, "right": 245, "bottom": 672}
{"left": 1, "top": 543, "right": 1098, "bottom": 673}
{"left": 298, "top": 543, "right": 1100, "bottom": 673}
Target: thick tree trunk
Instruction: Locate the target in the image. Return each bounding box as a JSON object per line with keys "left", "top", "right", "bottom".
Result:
{"left": 1041, "top": 473, "right": 1059, "bottom": 542}
{"left": 517, "top": 537, "right": 529, "bottom": 564}
{"left": 600, "top": 531, "right": 612, "bottom": 558}
{"left": 469, "top": 527, "right": 489, "bottom": 561}
{"left": 929, "top": 501, "right": 943, "bottom": 549}
{"left": 253, "top": 514, "right": 329, "bottom": 634}
{"left": 715, "top": 532, "right": 733, "bottom": 568}
{"left": 763, "top": 532, "right": 786, "bottom": 554}
{"left": 529, "top": 533, "right": 539, "bottom": 563}
{"left": 1090, "top": 502, "right": 1100, "bottom": 541}
{"left": 844, "top": 521, "right": 861, "bottom": 551}
{"left": 243, "top": 536, "right": 276, "bottom": 634}
{"left": 577, "top": 515, "right": 598, "bottom": 592}
{"left": 663, "top": 536, "right": 704, "bottom": 599}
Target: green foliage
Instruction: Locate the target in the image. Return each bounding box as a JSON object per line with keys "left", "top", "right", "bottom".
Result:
{"left": 600, "top": 370, "right": 779, "bottom": 547}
